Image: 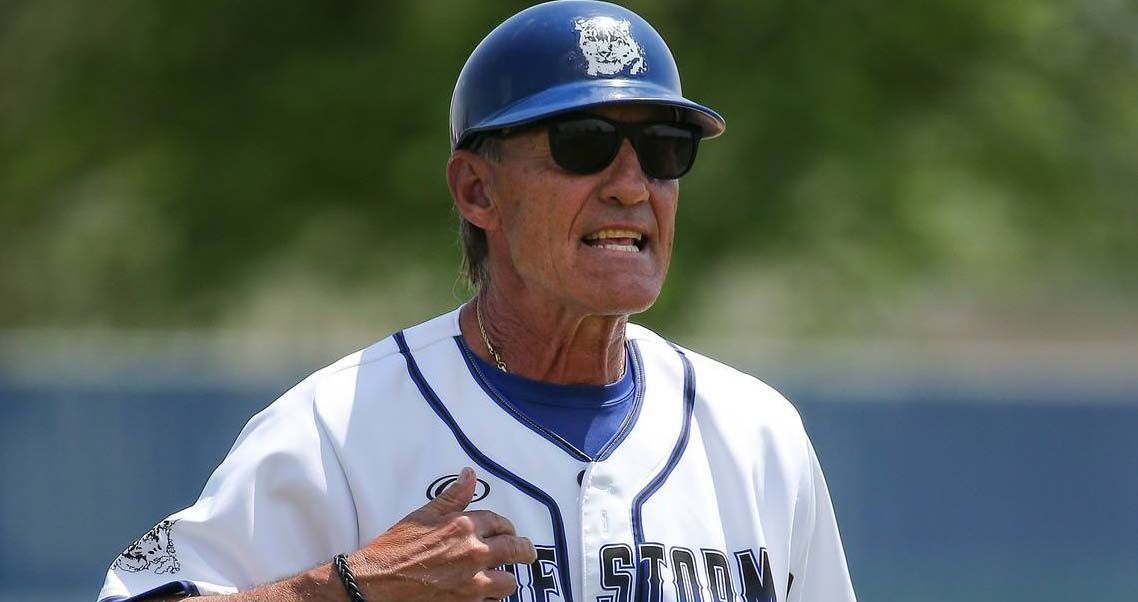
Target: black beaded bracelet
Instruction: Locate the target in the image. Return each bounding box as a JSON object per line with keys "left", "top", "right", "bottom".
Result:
{"left": 332, "top": 553, "right": 367, "bottom": 602}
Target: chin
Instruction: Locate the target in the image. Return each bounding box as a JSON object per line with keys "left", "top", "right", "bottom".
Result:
{"left": 578, "top": 279, "right": 662, "bottom": 316}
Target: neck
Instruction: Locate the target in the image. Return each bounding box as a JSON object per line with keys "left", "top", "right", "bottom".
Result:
{"left": 459, "top": 286, "right": 628, "bottom": 386}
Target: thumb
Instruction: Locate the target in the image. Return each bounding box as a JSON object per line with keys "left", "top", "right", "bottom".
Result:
{"left": 423, "top": 467, "right": 477, "bottom": 516}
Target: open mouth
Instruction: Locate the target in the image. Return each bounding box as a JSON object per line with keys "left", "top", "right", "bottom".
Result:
{"left": 581, "top": 228, "right": 646, "bottom": 253}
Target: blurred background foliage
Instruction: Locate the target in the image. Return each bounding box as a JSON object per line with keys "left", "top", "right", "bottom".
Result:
{"left": 4, "top": 4, "right": 1138, "bottom": 601}
{"left": 1, "top": 0, "right": 1136, "bottom": 340}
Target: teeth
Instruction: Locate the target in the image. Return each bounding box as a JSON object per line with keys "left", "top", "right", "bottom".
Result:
{"left": 594, "top": 243, "right": 639, "bottom": 252}
{"left": 585, "top": 229, "right": 642, "bottom": 241}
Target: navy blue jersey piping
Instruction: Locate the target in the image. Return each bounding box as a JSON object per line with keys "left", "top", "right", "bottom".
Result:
{"left": 396, "top": 331, "right": 575, "bottom": 602}
{"left": 630, "top": 344, "right": 696, "bottom": 554}
{"left": 99, "top": 579, "right": 200, "bottom": 602}
{"left": 455, "top": 336, "right": 646, "bottom": 463}
{"left": 594, "top": 341, "right": 646, "bottom": 461}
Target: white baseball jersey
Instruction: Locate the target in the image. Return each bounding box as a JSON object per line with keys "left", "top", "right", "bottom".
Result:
{"left": 99, "top": 308, "right": 855, "bottom": 602}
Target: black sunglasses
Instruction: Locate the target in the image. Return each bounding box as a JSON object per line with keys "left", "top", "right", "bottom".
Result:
{"left": 544, "top": 114, "right": 702, "bottom": 180}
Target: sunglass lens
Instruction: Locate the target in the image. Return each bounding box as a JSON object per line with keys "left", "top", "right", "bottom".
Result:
{"left": 637, "top": 124, "right": 698, "bottom": 179}
{"left": 549, "top": 118, "right": 620, "bottom": 174}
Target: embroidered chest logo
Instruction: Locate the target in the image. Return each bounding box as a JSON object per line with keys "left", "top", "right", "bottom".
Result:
{"left": 573, "top": 16, "right": 647, "bottom": 76}
{"left": 114, "top": 519, "right": 181, "bottom": 575}
{"left": 427, "top": 474, "right": 490, "bottom": 502}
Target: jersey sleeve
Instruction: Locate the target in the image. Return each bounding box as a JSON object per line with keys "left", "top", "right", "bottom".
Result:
{"left": 96, "top": 377, "right": 360, "bottom": 601}
{"left": 787, "top": 438, "right": 857, "bottom": 602}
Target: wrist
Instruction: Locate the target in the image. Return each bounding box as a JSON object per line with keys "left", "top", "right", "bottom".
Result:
{"left": 282, "top": 560, "right": 351, "bottom": 602}
{"left": 333, "top": 554, "right": 367, "bottom": 602}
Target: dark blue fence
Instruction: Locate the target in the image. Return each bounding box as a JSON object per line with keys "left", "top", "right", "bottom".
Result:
{"left": 2, "top": 362, "right": 1136, "bottom": 601}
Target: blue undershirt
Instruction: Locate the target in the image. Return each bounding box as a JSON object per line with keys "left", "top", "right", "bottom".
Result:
{"left": 462, "top": 339, "right": 638, "bottom": 459}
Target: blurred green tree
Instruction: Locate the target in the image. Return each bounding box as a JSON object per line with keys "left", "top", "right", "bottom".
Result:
{"left": 1, "top": 0, "right": 1135, "bottom": 338}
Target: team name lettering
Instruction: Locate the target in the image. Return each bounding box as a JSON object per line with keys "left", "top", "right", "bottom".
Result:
{"left": 501, "top": 543, "right": 777, "bottom": 602}
{"left": 500, "top": 545, "right": 565, "bottom": 602}
{"left": 599, "top": 543, "right": 776, "bottom": 602}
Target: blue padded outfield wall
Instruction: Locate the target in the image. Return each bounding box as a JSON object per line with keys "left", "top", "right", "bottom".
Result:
{"left": 1, "top": 340, "right": 1136, "bottom": 602}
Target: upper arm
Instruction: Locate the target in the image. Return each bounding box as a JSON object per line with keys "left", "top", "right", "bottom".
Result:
{"left": 97, "top": 379, "right": 358, "bottom": 601}
{"left": 787, "top": 438, "right": 856, "bottom": 602}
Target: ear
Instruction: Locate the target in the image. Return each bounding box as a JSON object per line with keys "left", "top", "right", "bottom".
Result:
{"left": 447, "top": 150, "right": 499, "bottom": 232}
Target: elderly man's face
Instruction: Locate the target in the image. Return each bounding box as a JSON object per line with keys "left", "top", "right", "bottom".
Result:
{"left": 486, "top": 104, "right": 679, "bottom": 315}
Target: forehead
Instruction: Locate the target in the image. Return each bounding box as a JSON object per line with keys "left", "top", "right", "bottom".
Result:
{"left": 581, "top": 103, "right": 676, "bottom": 122}
{"left": 501, "top": 103, "right": 676, "bottom": 146}
{"left": 490, "top": 103, "right": 678, "bottom": 158}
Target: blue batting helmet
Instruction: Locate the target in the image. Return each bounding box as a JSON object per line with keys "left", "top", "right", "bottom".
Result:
{"left": 449, "top": 0, "right": 726, "bottom": 150}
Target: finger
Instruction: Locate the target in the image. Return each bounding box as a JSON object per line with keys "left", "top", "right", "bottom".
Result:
{"left": 421, "top": 467, "right": 476, "bottom": 517}
{"left": 484, "top": 534, "right": 538, "bottom": 566}
{"left": 474, "top": 568, "right": 521, "bottom": 599}
{"left": 464, "top": 510, "right": 516, "bottom": 537}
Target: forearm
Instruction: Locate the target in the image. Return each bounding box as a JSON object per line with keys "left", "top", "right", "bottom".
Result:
{"left": 132, "top": 469, "right": 530, "bottom": 602}
{"left": 148, "top": 562, "right": 345, "bottom": 602}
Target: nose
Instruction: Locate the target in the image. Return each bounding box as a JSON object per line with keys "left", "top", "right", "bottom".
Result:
{"left": 599, "top": 139, "right": 650, "bottom": 206}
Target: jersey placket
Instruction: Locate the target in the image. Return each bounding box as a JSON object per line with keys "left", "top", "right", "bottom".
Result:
{"left": 577, "top": 342, "right": 689, "bottom": 602}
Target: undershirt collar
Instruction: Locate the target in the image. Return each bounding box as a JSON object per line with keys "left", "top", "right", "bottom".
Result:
{"left": 464, "top": 340, "right": 636, "bottom": 408}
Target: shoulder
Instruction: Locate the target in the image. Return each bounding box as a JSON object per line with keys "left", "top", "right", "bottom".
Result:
{"left": 627, "top": 321, "right": 809, "bottom": 443}
{"left": 245, "top": 308, "right": 463, "bottom": 435}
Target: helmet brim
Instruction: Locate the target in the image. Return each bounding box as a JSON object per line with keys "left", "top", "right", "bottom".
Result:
{"left": 454, "top": 79, "right": 726, "bottom": 150}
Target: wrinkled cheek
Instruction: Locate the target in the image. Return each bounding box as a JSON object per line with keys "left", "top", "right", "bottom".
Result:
{"left": 656, "top": 227, "right": 676, "bottom": 259}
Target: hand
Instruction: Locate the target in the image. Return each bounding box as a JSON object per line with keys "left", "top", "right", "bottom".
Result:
{"left": 349, "top": 467, "right": 537, "bottom": 602}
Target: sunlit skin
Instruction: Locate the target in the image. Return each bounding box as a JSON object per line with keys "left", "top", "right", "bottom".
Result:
{"left": 447, "top": 104, "right": 681, "bottom": 385}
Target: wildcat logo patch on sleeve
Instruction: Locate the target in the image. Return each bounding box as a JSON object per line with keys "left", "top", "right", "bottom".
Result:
{"left": 114, "top": 519, "right": 181, "bottom": 575}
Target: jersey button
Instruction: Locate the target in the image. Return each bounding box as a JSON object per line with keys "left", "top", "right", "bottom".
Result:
{"left": 577, "top": 469, "right": 585, "bottom": 486}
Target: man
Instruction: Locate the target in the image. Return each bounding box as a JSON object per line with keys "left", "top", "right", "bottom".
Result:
{"left": 98, "top": 2, "right": 856, "bottom": 601}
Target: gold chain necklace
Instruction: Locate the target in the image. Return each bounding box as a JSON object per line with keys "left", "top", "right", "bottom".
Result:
{"left": 475, "top": 298, "right": 508, "bottom": 372}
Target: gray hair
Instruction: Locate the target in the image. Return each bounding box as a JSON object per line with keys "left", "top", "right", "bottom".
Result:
{"left": 457, "top": 134, "right": 502, "bottom": 290}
